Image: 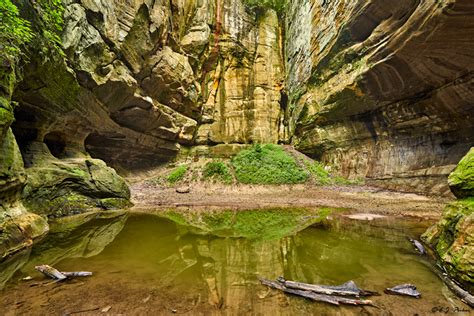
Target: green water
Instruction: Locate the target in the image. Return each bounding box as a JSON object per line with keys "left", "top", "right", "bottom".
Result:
{"left": 0, "top": 209, "right": 470, "bottom": 315}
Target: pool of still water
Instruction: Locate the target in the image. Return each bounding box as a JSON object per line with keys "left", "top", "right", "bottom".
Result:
{"left": 0, "top": 209, "right": 470, "bottom": 315}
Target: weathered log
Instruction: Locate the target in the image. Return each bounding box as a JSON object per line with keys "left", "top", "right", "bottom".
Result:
{"left": 277, "top": 276, "right": 379, "bottom": 297}
{"left": 408, "top": 238, "right": 426, "bottom": 255}
{"left": 61, "top": 271, "right": 93, "bottom": 277}
{"left": 384, "top": 284, "right": 421, "bottom": 298}
{"left": 259, "top": 278, "right": 376, "bottom": 307}
{"left": 423, "top": 262, "right": 474, "bottom": 307}
{"left": 35, "top": 265, "right": 92, "bottom": 281}
{"left": 35, "top": 265, "right": 67, "bottom": 281}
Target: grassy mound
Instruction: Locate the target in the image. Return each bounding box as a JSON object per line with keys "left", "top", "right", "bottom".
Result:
{"left": 202, "top": 161, "right": 233, "bottom": 184}
{"left": 231, "top": 144, "right": 308, "bottom": 184}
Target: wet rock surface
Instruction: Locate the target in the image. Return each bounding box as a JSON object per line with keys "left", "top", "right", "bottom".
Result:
{"left": 423, "top": 148, "right": 474, "bottom": 292}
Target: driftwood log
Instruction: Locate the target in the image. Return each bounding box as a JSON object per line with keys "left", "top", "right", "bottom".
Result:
{"left": 35, "top": 265, "right": 67, "bottom": 281}
{"left": 277, "top": 277, "right": 379, "bottom": 297}
{"left": 259, "top": 278, "right": 376, "bottom": 307}
{"left": 384, "top": 284, "right": 421, "bottom": 298}
{"left": 35, "top": 265, "right": 92, "bottom": 281}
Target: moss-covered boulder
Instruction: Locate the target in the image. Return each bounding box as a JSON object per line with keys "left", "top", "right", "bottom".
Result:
{"left": 21, "top": 142, "right": 132, "bottom": 217}
{"left": 0, "top": 131, "right": 49, "bottom": 259}
{"left": 422, "top": 199, "right": 474, "bottom": 292}
{"left": 448, "top": 148, "right": 474, "bottom": 198}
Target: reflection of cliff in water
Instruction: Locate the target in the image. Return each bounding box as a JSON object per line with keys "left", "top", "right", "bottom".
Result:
{"left": 1, "top": 212, "right": 460, "bottom": 315}
{"left": 0, "top": 249, "right": 31, "bottom": 289}
{"left": 151, "top": 213, "right": 438, "bottom": 314}
{"left": 0, "top": 213, "right": 128, "bottom": 288}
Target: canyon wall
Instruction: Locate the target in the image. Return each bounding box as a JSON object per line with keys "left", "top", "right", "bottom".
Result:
{"left": 2, "top": 0, "right": 474, "bottom": 257}
{"left": 286, "top": 0, "right": 474, "bottom": 195}
{"left": 1, "top": 0, "right": 286, "bottom": 257}
{"left": 15, "top": 0, "right": 285, "bottom": 171}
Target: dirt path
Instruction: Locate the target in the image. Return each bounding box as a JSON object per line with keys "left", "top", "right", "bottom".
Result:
{"left": 131, "top": 182, "right": 449, "bottom": 219}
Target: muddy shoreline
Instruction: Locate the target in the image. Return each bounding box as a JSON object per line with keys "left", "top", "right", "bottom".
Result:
{"left": 131, "top": 182, "right": 448, "bottom": 219}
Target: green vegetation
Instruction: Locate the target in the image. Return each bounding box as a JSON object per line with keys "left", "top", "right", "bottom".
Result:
{"left": 243, "top": 0, "right": 288, "bottom": 17}
{"left": 0, "top": 0, "right": 33, "bottom": 60}
{"left": 161, "top": 207, "right": 336, "bottom": 241}
{"left": 34, "top": 0, "right": 64, "bottom": 52}
{"left": 231, "top": 144, "right": 308, "bottom": 184}
{"left": 305, "top": 161, "right": 331, "bottom": 185}
{"left": 448, "top": 148, "right": 474, "bottom": 198}
{"left": 202, "top": 161, "right": 233, "bottom": 184}
{"left": 0, "top": 0, "right": 64, "bottom": 61}
{"left": 167, "top": 165, "right": 188, "bottom": 184}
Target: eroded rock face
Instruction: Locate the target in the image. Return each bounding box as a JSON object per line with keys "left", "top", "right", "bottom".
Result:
{"left": 423, "top": 149, "right": 474, "bottom": 291}
{"left": 13, "top": 0, "right": 286, "bottom": 173}
{"left": 2, "top": 0, "right": 287, "bottom": 256}
{"left": 286, "top": 0, "right": 474, "bottom": 195}
{"left": 0, "top": 61, "right": 49, "bottom": 259}
{"left": 448, "top": 148, "right": 474, "bottom": 198}
{"left": 20, "top": 142, "right": 131, "bottom": 217}
{"left": 422, "top": 199, "right": 474, "bottom": 292}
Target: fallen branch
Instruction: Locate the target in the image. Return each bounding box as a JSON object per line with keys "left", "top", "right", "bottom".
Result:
{"left": 259, "top": 278, "right": 376, "bottom": 307}
{"left": 384, "top": 284, "right": 421, "bottom": 298}
{"left": 277, "top": 276, "right": 379, "bottom": 297}
{"left": 418, "top": 258, "right": 474, "bottom": 307}
{"left": 61, "top": 271, "right": 93, "bottom": 277}
{"left": 65, "top": 307, "right": 100, "bottom": 315}
{"left": 35, "top": 265, "right": 67, "bottom": 281}
{"left": 35, "top": 265, "right": 92, "bottom": 281}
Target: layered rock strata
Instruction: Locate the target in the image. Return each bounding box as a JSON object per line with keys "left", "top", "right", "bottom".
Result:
{"left": 286, "top": 0, "right": 474, "bottom": 195}
{"left": 1, "top": 0, "right": 287, "bottom": 257}
{"left": 12, "top": 0, "right": 286, "bottom": 172}
{"left": 2, "top": 0, "right": 474, "bottom": 259}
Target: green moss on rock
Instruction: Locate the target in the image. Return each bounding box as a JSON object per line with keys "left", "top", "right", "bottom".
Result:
{"left": 22, "top": 154, "right": 131, "bottom": 217}
{"left": 422, "top": 198, "right": 474, "bottom": 291}
{"left": 448, "top": 148, "right": 474, "bottom": 198}
{"left": 100, "top": 198, "right": 133, "bottom": 210}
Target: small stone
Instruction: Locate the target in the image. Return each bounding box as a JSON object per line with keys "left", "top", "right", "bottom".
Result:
{"left": 171, "top": 309, "right": 177, "bottom": 313}
{"left": 176, "top": 187, "right": 190, "bottom": 194}
{"left": 101, "top": 305, "right": 112, "bottom": 313}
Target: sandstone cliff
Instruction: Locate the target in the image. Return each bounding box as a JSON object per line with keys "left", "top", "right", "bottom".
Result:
{"left": 1, "top": 0, "right": 288, "bottom": 257}
{"left": 1, "top": 0, "right": 474, "bottom": 271}
{"left": 286, "top": 0, "right": 474, "bottom": 195}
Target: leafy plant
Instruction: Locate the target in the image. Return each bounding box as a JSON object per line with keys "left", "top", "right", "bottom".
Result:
{"left": 167, "top": 165, "right": 188, "bottom": 184}
{"left": 202, "top": 161, "right": 233, "bottom": 184}
{"left": 0, "top": 0, "right": 33, "bottom": 60}
{"left": 30, "top": 0, "right": 65, "bottom": 57}
{"left": 305, "top": 161, "right": 331, "bottom": 185}
{"left": 231, "top": 144, "right": 308, "bottom": 184}
{"left": 243, "top": 0, "right": 288, "bottom": 17}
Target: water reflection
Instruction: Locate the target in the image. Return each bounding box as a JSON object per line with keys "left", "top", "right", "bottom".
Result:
{"left": 0, "top": 210, "right": 468, "bottom": 315}
{"left": 0, "top": 212, "right": 128, "bottom": 289}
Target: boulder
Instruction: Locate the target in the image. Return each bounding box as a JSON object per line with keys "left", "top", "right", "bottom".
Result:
{"left": 448, "top": 148, "right": 474, "bottom": 198}
{"left": 422, "top": 199, "right": 474, "bottom": 292}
